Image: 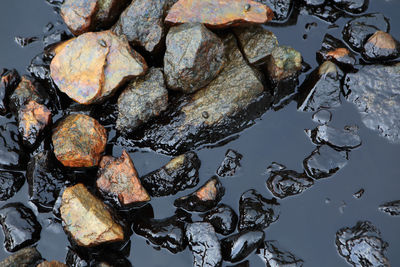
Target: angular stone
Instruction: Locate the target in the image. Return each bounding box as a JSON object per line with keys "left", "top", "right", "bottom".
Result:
{"left": 61, "top": 0, "right": 98, "bottom": 36}
{"left": 379, "top": 200, "right": 400, "bottom": 216}
{"left": 52, "top": 114, "right": 107, "bottom": 167}
{"left": 95, "top": 0, "right": 130, "bottom": 29}
{"left": 305, "top": 125, "right": 362, "bottom": 150}
{"left": 254, "top": 0, "right": 293, "bottom": 22}
{"left": 0, "top": 69, "right": 20, "bottom": 115}
{"left": 216, "top": 149, "right": 243, "bottom": 177}
{"left": 141, "top": 151, "right": 200, "bottom": 197}
{"left": 174, "top": 176, "right": 225, "bottom": 212}
{"left": 96, "top": 150, "right": 150, "bottom": 207}
{"left": 0, "top": 203, "right": 41, "bottom": 252}
{"left": 164, "top": 23, "right": 225, "bottom": 93}
{"left": 186, "top": 222, "right": 222, "bottom": 267}
{"left": 50, "top": 31, "right": 147, "bottom": 105}
{"left": 221, "top": 230, "right": 265, "bottom": 262}
{"left": 60, "top": 183, "right": 124, "bottom": 247}
{"left": 257, "top": 241, "right": 303, "bottom": 267}
{"left": 306, "top": 4, "right": 345, "bottom": 23}
{"left": 0, "top": 116, "right": 27, "bottom": 170}
{"left": 0, "top": 171, "right": 25, "bottom": 201}
{"left": 202, "top": 204, "right": 238, "bottom": 235}
{"left": 165, "top": 0, "right": 274, "bottom": 28}
{"left": 116, "top": 68, "right": 168, "bottom": 134}
{"left": 317, "top": 34, "right": 356, "bottom": 69}
{"left": 238, "top": 189, "right": 280, "bottom": 231}
{"left": 0, "top": 247, "right": 42, "bottom": 267}
{"left": 37, "top": 261, "right": 68, "bottom": 267}
{"left": 332, "top": 0, "right": 368, "bottom": 14}
{"left": 312, "top": 109, "right": 332, "bottom": 125}
{"left": 362, "top": 31, "right": 400, "bottom": 61}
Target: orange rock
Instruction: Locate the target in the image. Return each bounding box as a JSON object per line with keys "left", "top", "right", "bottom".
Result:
{"left": 165, "top": 0, "right": 274, "bottom": 28}
{"left": 97, "top": 150, "right": 150, "bottom": 207}
{"left": 37, "top": 261, "right": 68, "bottom": 267}
{"left": 61, "top": 0, "right": 98, "bottom": 36}
{"left": 327, "top": 48, "right": 351, "bottom": 59}
{"left": 52, "top": 114, "right": 107, "bottom": 167}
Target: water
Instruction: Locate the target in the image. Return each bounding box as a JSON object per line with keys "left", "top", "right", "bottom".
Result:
{"left": 0, "top": 0, "right": 399, "bottom": 266}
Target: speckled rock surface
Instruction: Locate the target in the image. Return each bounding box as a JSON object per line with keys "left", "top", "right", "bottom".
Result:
{"left": 0, "top": 246, "right": 42, "bottom": 267}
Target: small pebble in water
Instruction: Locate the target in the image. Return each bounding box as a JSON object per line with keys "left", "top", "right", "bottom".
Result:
{"left": 312, "top": 109, "right": 332, "bottom": 124}
{"left": 353, "top": 189, "right": 365, "bottom": 199}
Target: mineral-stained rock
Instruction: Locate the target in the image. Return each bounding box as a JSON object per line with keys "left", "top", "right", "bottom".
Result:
{"left": 202, "top": 204, "right": 238, "bottom": 235}
{"left": 221, "top": 230, "right": 265, "bottom": 262}
{"left": 165, "top": 0, "right": 274, "bottom": 28}
{"left": 379, "top": 200, "right": 400, "bottom": 216}
{"left": 65, "top": 249, "right": 89, "bottom": 267}
{"left": 52, "top": 114, "right": 107, "bottom": 167}
{"left": 362, "top": 31, "right": 400, "bottom": 61}
{"left": 317, "top": 34, "right": 356, "bottom": 69}
{"left": 0, "top": 203, "right": 41, "bottom": 252}
{"left": 141, "top": 151, "right": 200, "bottom": 197}
{"left": 164, "top": 23, "right": 225, "bottom": 93}
{"left": 254, "top": 0, "right": 293, "bottom": 22}
{"left": 0, "top": 246, "right": 42, "bottom": 267}
{"left": 0, "top": 171, "right": 25, "bottom": 201}
{"left": 0, "top": 116, "right": 27, "bottom": 170}
{"left": 50, "top": 31, "right": 147, "bottom": 105}
{"left": 37, "top": 261, "right": 68, "bottom": 267}
{"left": 305, "top": 3, "right": 345, "bottom": 23}
{"left": 303, "top": 145, "right": 349, "bottom": 179}
{"left": 186, "top": 222, "right": 222, "bottom": 267}
{"left": 116, "top": 68, "right": 168, "bottom": 134}
{"left": 0, "top": 69, "right": 20, "bottom": 115}
{"left": 336, "top": 221, "right": 390, "bottom": 267}
{"left": 238, "top": 189, "right": 280, "bottom": 231}
{"left": 305, "top": 125, "right": 361, "bottom": 150}
{"left": 257, "top": 241, "right": 303, "bottom": 267}
{"left": 96, "top": 150, "right": 150, "bottom": 207}
{"left": 332, "top": 0, "right": 368, "bottom": 14}
{"left": 342, "top": 13, "right": 389, "bottom": 52}
{"left": 174, "top": 176, "right": 225, "bottom": 212}
{"left": 297, "top": 61, "right": 343, "bottom": 112}
{"left": 344, "top": 63, "right": 400, "bottom": 143}
{"left": 60, "top": 183, "right": 124, "bottom": 247}
{"left": 216, "top": 149, "right": 243, "bottom": 177}
{"left": 312, "top": 109, "right": 332, "bottom": 125}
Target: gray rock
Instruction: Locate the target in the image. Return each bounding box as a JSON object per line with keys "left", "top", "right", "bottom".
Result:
{"left": 0, "top": 246, "right": 42, "bottom": 267}
{"left": 305, "top": 124, "right": 361, "bottom": 150}
{"left": 257, "top": 241, "right": 303, "bottom": 267}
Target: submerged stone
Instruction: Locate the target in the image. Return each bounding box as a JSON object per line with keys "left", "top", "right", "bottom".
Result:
{"left": 52, "top": 114, "right": 107, "bottom": 168}
{"left": 0, "top": 171, "right": 25, "bottom": 201}
{"left": 60, "top": 183, "right": 124, "bottom": 247}
{"left": 0, "top": 69, "right": 20, "bottom": 115}
{"left": 362, "top": 31, "right": 400, "bottom": 61}
{"left": 312, "top": 109, "right": 332, "bottom": 125}
{"left": 257, "top": 240, "right": 303, "bottom": 267}
{"left": 221, "top": 230, "right": 265, "bottom": 262}
{"left": 216, "top": 149, "right": 243, "bottom": 177}
{"left": 0, "top": 246, "right": 42, "bottom": 267}
{"left": 305, "top": 125, "right": 361, "bottom": 150}
{"left": 254, "top": 0, "right": 293, "bottom": 22}
{"left": 164, "top": 23, "right": 225, "bottom": 93}
{"left": 317, "top": 34, "right": 356, "bottom": 69}
{"left": 379, "top": 200, "right": 400, "bottom": 216}
{"left": 0, "top": 117, "right": 26, "bottom": 170}
{"left": 202, "top": 204, "right": 238, "bottom": 235}
{"left": 332, "top": 0, "right": 368, "bottom": 14}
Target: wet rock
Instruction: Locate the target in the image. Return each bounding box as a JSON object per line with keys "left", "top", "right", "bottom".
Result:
{"left": 27, "top": 51, "right": 53, "bottom": 83}
{"left": 257, "top": 240, "right": 304, "bottom": 267}
{"left": 306, "top": 4, "right": 345, "bottom": 23}
{"left": 379, "top": 200, "right": 400, "bottom": 216}
{"left": 174, "top": 176, "right": 225, "bottom": 212}
{"left": 305, "top": 125, "right": 361, "bottom": 150}
{"left": 50, "top": 31, "right": 147, "bottom": 104}
{"left": 0, "top": 69, "right": 20, "bottom": 115}
{"left": 304, "top": 0, "right": 325, "bottom": 6}
{"left": 312, "top": 109, "right": 332, "bottom": 125}
{"left": 297, "top": 61, "right": 343, "bottom": 112}
{"left": 0, "top": 171, "right": 25, "bottom": 201}
{"left": 342, "top": 13, "right": 390, "bottom": 52}
{"left": 185, "top": 222, "right": 222, "bottom": 267}
{"left": 60, "top": 183, "right": 124, "bottom": 247}
{"left": 362, "top": 31, "right": 400, "bottom": 61}
{"left": 336, "top": 221, "right": 390, "bottom": 267}
{"left": 52, "top": 114, "right": 107, "bottom": 167}
{"left": 202, "top": 204, "right": 238, "bottom": 235}
{"left": 227, "top": 261, "right": 249, "bottom": 267}
{"left": 141, "top": 152, "right": 200, "bottom": 197}
{"left": 331, "top": 0, "right": 368, "bottom": 14}
{"left": 353, "top": 189, "right": 364, "bottom": 199}
{"left": 0, "top": 117, "right": 26, "bottom": 170}
{"left": 116, "top": 68, "right": 168, "bottom": 134}
{"left": 37, "top": 261, "right": 68, "bottom": 267}
{"left": 164, "top": 23, "right": 225, "bottom": 93}
{"left": 303, "top": 145, "right": 349, "bottom": 179}
{"left": 96, "top": 150, "right": 150, "bottom": 207}
{"left": 65, "top": 249, "right": 89, "bottom": 267}
{"left": 43, "top": 30, "right": 71, "bottom": 48}
{"left": 216, "top": 149, "right": 243, "bottom": 177}
{"left": 0, "top": 203, "right": 41, "bottom": 252}
{"left": 14, "top": 36, "right": 38, "bottom": 47}
{"left": 18, "top": 100, "right": 51, "bottom": 147}
{"left": 165, "top": 0, "right": 274, "bottom": 28}
{"left": 0, "top": 246, "right": 42, "bottom": 267}
{"left": 238, "top": 189, "right": 280, "bottom": 231}
{"left": 221, "top": 230, "right": 265, "bottom": 262}
{"left": 317, "top": 34, "right": 356, "bottom": 69}
{"left": 254, "top": 0, "right": 293, "bottom": 22}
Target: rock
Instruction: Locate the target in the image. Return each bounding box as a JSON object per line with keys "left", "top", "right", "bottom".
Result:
{"left": 164, "top": 23, "right": 225, "bottom": 93}
{"left": 65, "top": 249, "right": 89, "bottom": 267}
{"left": 353, "top": 188, "right": 364, "bottom": 199}
{"left": 0, "top": 246, "right": 42, "bottom": 267}
{"left": 304, "top": 0, "right": 325, "bottom": 6}
{"left": 238, "top": 189, "right": 280, "bottom": 231}
{"left": 255, "top": 0, "right": 293, "bottom": 22}
{"left": 344, "top": 63, "right": 400, "bottom": 143}
{"left": 52, "top": 114, "right": 107, "bottom": 167}
{"left": 116, "top": 68, "right": 168, "bottom": 134}
{"left": 317, "top": 34, "right": 356, "bottom": 69}
{"left": 0, "top": 69, "right": 20, "bottom": 115}
{"left": 174, "top": 176, "right": 225, "bottom": 212}
{"left": 216, "top": 149, "right": 243, "bottom": 177}
{"left": 28, "top": 51, "right": 53, "bottom": 83}
{"left": 0, "top": 203, "right": 41, "bottom": 252}
{"left": 305, "top": 125, "right": 361, "bottom": 150}
{"left": 336, "top": 221, "right": 390, "bottom": 267}
{"left": 221, "top": 230, "right": 265, "bottom": 262}
{"left": 50, "top": 31, "right": 147, "bottom": 105}
{"left": 379, "top": 200, "right": 400, "bottom": 216}
{"left": 141, "top": 152, "right": 200, "bottom": 197}
{"left": 331, "top": 0, "right": 368, "bottom": 14}
{"left": 303, "top": 145, "right": 349, "bottom": 179}
{"left": 0, "top": 116, "right": 27, "bottom": 170}
{"left": 312, "top": 109, "right": 332, "bottom": 125}
{"left": 17, "top": 100, "right": 51, "bottom": 147}
{"left": 165, "top": 0, "right": 274, "bottom": 28}
{"left": 306, "top": 4, "right": 345, "bottom": 23}
{"left": 185, "top": 222, "right": 222, "bottom": 267}
{"left": 227, "top": 261, "right": 249, "bottom": 267}
{"left": 257, "top": 240, "right": 303, "bottom": 267}
{"left": 0, "top": 171, "right": 25, "bottom": 201}
{"left": 362, "top": 31, "right": 400, "bottom": 61}
{"left": 233, "top": 25, "right": 278, "bottom": 67}
{"left": 202, "top": 204, "right": 238, "bottom": 235}
{"left": 342, "top": 13, "right": 389, "bottom": 52}
{"left": 297, "top": 61, "right": 343, "bottom": 112}
{"left": 43, "top": 30, "right": 71, "bottom": 48}
{"left": 96, "top": 150, "right": 150, "bottom": 207}
{"left": 37, "top": 261, "right": 68, "bottom": 267}
{"left": 60, "top": 183, "right": 124, "bottom": 247}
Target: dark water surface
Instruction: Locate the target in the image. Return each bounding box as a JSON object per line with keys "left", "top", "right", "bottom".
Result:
{"left": 0, "top": 0, "right": 400, "bottom": 266}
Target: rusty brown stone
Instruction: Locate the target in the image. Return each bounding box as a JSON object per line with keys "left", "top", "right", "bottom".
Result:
{"left": 18, "top": 100, "right": 51, "bottom": 147}
{"left": 61, "top": 0, "right": 98, "bottom": 36}
{"left": 50, "top": 31, "right": 147, "bottom": 105}
{"left": 96, "top": 150, "right": 150, "bottom": 207}
{"left": 37, "top": 261, "right": 68, "bottom": 267}
{"left": 52, "top": 114, "right": 107, "bottom": 168}
{"left": 326, "top": 48, "right": 351, "bottom": 59}
{"left": 362, "top": 31, "right": 400, "bottom": 60}
{"left": 60, "top": 184, "right": 124, "bottom": 247}
{"left": 165, "top": 0, "right": 274, "bottom": 28}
